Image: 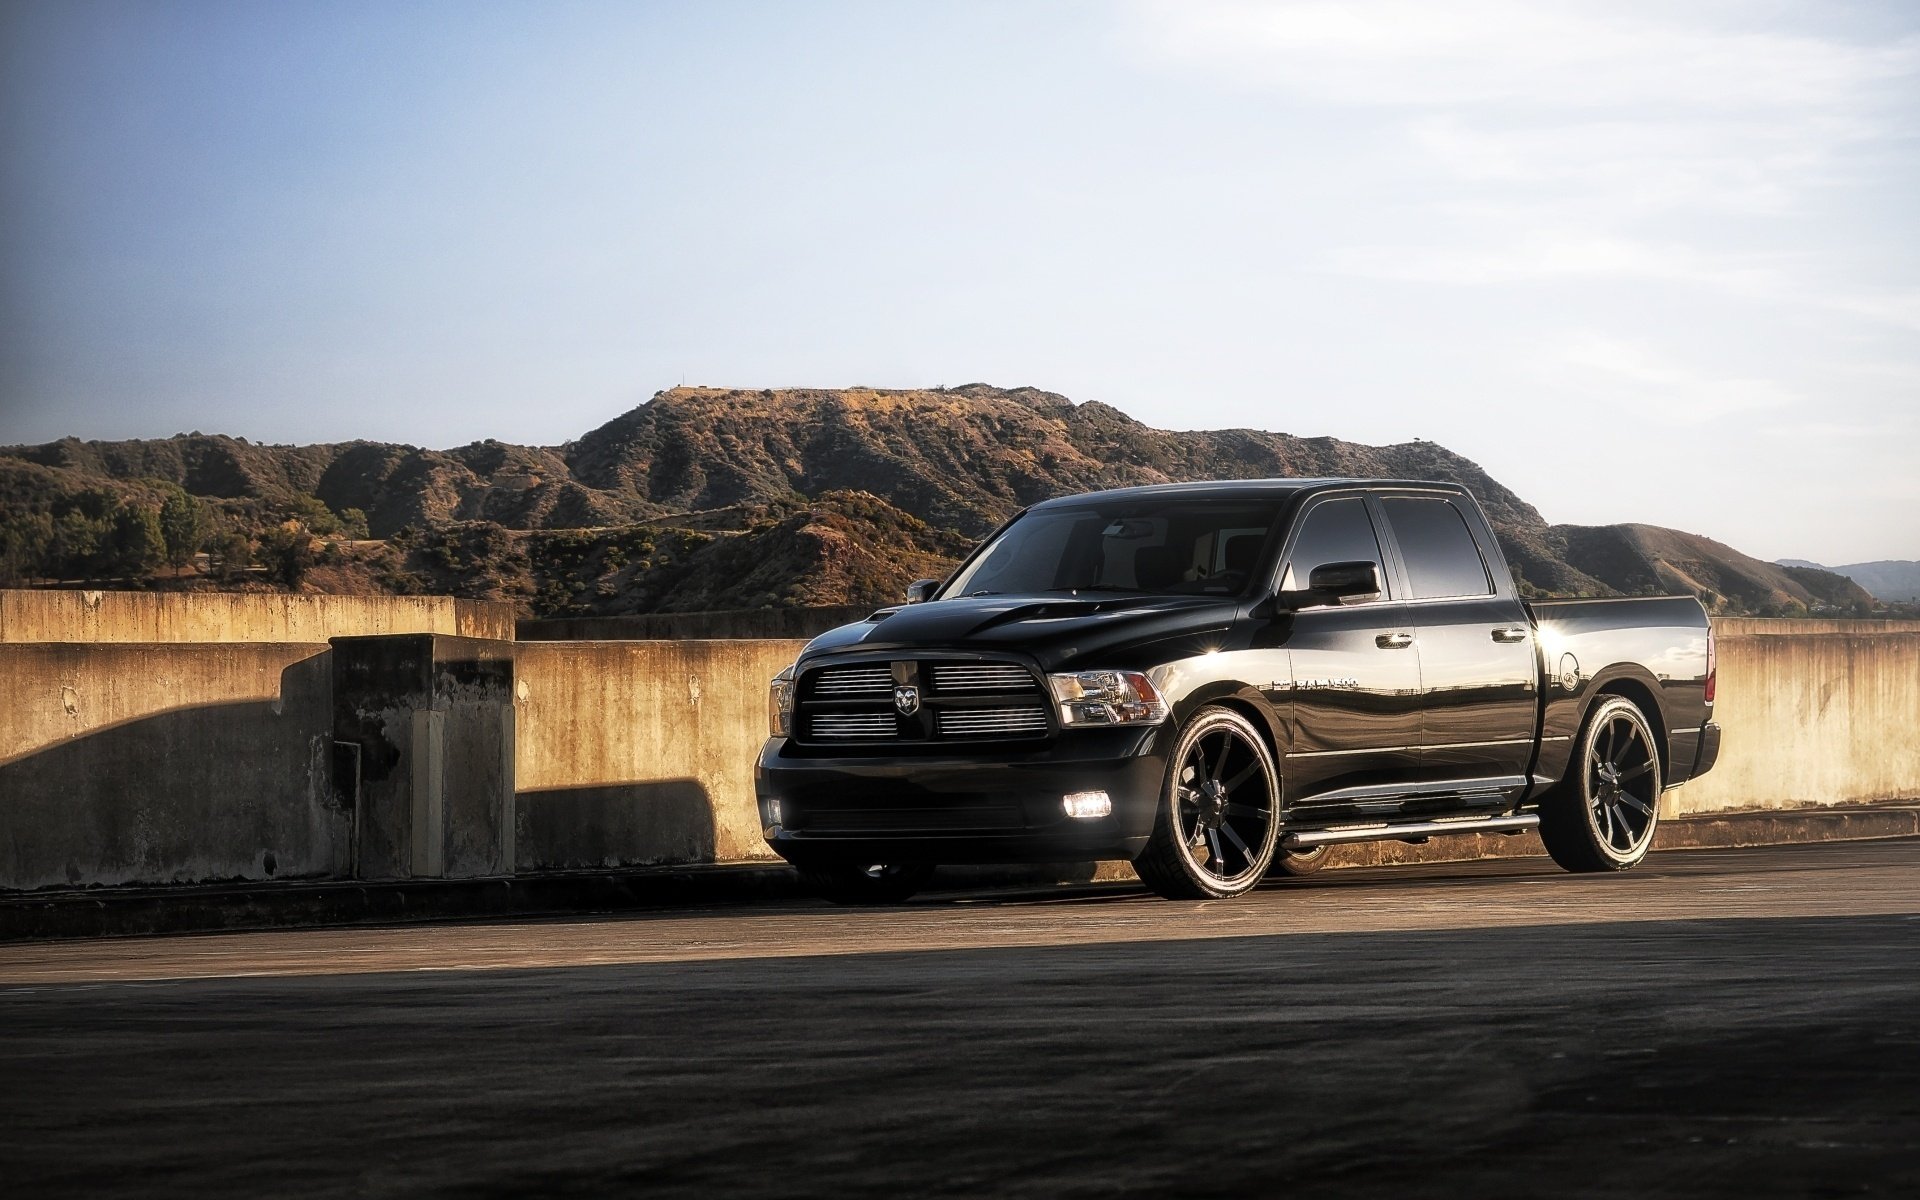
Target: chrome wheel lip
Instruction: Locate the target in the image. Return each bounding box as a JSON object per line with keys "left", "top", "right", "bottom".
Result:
{"left": 1172, "top": 723, "right": 1277, "bottom": 888}
{"left": 1584, "top": 710, "right": 1660, "bottom": 858}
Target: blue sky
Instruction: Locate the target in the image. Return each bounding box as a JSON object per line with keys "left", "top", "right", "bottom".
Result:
{"left": 2, "top": 0, "right": 1915, "bottom": 562}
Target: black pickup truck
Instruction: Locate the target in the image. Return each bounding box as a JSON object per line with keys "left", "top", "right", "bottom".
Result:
{"left": 757, "top": 479, "right": 1721, "bottom": 902}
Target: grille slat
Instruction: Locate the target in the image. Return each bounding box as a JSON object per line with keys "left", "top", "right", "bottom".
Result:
{"left": 930, "top": 664, "right": 1038, "bottom": 693}
{"left": 810, "top": 666, "right": 894, "bottom": 697}
{"left": 809, "top": 713, "right": 899, "bottom": 739}
{"left": 937, "top": 706, "right": 1050, "bottom": 737}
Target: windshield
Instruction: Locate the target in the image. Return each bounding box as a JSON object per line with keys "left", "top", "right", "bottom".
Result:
{"left": 941, "top": 501, "right": 1284, "bottom": 599}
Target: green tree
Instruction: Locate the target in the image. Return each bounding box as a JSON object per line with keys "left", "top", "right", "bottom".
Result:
{"left": 105, "top": 503, "right": 165, "bottom": 577}
{"left": 279, "top": 493, "right": 342, "bottom": 536}
{"left": 337, "top": 507, "right": 371, "bottom": 540}
{"left": 157, "top": 485, "right": 207, "bottom": 568}
{"left": 209, "top": 530, "right": 253, "bottom": 582}
{"left": 0, "top": 512, "right": 55, "bottom": 584}
{"left": 50, "top": 510, "right": 108, "bottom": 578}
{"left": 259, "top": 524, "right": 315, "bottom": 587}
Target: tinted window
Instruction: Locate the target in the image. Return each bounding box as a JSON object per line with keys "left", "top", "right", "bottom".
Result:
{"left": 1383, "top": 498, "right": 1493, "bottom": 599}
{"left": 1281, "top": 498, "right": 1386, "bottom": 594}
{"left": 943, "top": 502, "right": 1282, "bottom": 598}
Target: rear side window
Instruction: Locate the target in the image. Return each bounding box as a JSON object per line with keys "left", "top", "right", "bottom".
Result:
{"left": 1281, "top": 498, "right": 1387, "bottom": 594}
{"left": 1382, "top": 498, "right": 1493, "bottom": 599}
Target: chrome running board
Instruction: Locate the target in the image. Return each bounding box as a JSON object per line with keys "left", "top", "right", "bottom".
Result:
{"left": 1282, "top": 813, "right": 1540, "bottom": 849}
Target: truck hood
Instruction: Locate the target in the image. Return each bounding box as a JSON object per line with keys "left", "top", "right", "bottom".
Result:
{"left": 800, "top": 593, "right": 1238, "bottom": 671}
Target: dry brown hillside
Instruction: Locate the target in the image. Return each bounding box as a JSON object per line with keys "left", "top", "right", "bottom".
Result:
{"left": 0, "top": 385, "right": 1876, "bottom": 616}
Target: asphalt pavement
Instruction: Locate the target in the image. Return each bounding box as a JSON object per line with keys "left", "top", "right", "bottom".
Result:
{"left": 4, "top": 840, "right": 1918, "bottom": 1198}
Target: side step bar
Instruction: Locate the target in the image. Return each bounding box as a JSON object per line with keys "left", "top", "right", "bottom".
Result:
{"left": 1282, "top": 813, "right": 1539, "bottom": 850}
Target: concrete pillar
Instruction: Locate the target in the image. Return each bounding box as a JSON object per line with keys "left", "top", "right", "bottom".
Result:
{"left": 330, "top": 634, "right": 516, "bottom": 880}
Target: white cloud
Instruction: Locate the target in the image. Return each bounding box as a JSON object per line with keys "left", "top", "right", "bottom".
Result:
{"left": 1126, "top": 1, "right": 1920, "bottom": 329}
{"left": 1541, "top": 332, "right": 1798, "bottom": 423}
{"left": 1127, "top": 1, "right": 1918, "bottom": 112}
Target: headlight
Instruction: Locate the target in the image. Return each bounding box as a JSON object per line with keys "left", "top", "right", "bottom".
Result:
{"left": 1047, "top": 670, "right": 1169, "bottom": 727}
{"left": 769, "top": 664, "right": 797, "bottom": 736}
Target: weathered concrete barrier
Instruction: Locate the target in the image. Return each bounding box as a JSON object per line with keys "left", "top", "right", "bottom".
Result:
{"left": 1665, "top": 623, "right": 1920, "bottom": 815}
{"left": 1, "top": 606, "right": 1916, "bottom": 893}
{"left": 332, "top": 635, "right": 517, "bottom": 880}
{"left": 512, "top": 640, "right": 804, "bottom": 868}
{"left": 0, "top": 590, "right": 514, "bottom": 644}
{"left": 518, "top": 607, "right": 871, "bottom": 641}
{"left": 0, "top": 642, "right": 344, "bottom": 889}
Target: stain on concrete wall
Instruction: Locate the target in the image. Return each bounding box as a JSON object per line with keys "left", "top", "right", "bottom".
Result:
{"left": 0, "top": 643, "right": 346, "bottom": 890}
{"left": 0, "top": 590, "right": 514, "bottom": 644}
{"left": 1668, "top": 628, "right": 1920, "bottom": 814}
{"left": 513, "top": 640, "right": 807, "bottom": 868}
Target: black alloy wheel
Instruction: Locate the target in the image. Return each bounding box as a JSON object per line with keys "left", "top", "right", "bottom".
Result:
{"left": 1135, "top": 706, "right": 1281, "bottom": 900}
{"left": 1538, "top": 695, "right": 1663, "bottom": 873}
{"left": 797, "top": 861, "right": 936, "bottom": 905}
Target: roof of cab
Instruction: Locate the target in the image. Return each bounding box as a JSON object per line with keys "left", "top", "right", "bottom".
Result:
{"left": 1028, "top": 477, "right": 1467, "bottom": 509}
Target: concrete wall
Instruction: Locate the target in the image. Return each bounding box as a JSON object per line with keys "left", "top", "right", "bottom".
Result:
{"left": 0, "top": 590, "right": 515, "bottom": 644}
{"left": 0, "top": 642, "right": 344, "bottom": 889}
{"left": 3, "top": 611, "right": 1916, "bottom": 891}
{"left": 1666, "top": 623, "right": 1920, "bottom": 815}
{"left": 519, "top": 606, "right": 872, "bottom": 642}
{"left": 512, "top": 640, "right": 806, "bottom": 869}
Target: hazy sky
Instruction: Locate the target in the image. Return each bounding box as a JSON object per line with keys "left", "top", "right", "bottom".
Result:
{"left": 2, "top": 1, "right": 1915, "bottom": 562}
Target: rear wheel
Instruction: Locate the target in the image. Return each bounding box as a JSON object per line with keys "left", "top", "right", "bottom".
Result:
{"left": 1134, "top": 706, "right": 1280, "bottom": 900}
{"left": 1538, "top": 696, "right": 1663, "bottom": 873}
{"left": 797, "top": 861, "right": 935, "bottom": 905}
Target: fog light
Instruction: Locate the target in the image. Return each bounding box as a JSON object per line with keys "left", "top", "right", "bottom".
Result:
{"left": 762, "top": 797, "right": 783, "bottom": 836}
{"left": 1062, "top": 791, "right": 1111, "bottom": 819}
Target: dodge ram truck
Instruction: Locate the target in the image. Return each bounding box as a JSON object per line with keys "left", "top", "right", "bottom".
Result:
{"left": 756, "top": 478, "right": 1721, "bottom": 902}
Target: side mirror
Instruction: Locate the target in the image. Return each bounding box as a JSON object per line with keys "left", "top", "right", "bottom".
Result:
{"left": 1269, "top": 561, "right": 1384, "bottom": 612}
{"left": 904, "top": 578, "right": 941, "bottom": 604}
{"left": 1305, "top": 561, "right": 1383, "bottom": 605}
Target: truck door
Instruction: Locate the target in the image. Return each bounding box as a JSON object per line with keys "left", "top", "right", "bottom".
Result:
{"left": 1273, "top": 495, "right": 1426, "bottom": 807}
{"left": 1375, "top": 494, "right": 1537, "bottom": 793}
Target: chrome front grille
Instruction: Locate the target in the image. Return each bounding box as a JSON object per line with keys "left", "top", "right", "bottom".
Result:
{"left": 792, "top": 658, "right": 1050, "bottom": 748}
{"left": 937, "top": 706, "right": 1050, "bottom": 738}
{"left": 809, "top": 713, "right": 899, "bottom": 740}
{"left": 929, "top": 664, "right": 1037, "bottom": 693}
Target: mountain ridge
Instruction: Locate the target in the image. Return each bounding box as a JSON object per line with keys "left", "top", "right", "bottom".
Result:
{"left": 0, "top": 385, "right": 1877, "bottom": 617}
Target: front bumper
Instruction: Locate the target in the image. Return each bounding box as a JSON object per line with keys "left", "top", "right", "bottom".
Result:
{"left": 756, "top": 725, "right": 1173, "bottom": 865}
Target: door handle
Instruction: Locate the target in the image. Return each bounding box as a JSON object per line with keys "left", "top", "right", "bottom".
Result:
{"left": 1491, "top": 627, "right": 1530, "bottom": 643}
{"left": 1375, "top": 632, "right": 1414, "bottom": 650}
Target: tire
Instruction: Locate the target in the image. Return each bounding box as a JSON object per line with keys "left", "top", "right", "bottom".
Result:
{"left": 797, "top": 861, "right": 936, "bottom": 905}
{"left": 1269, "top": 845, "right": 1331, "bottom": 877}
{"left": 1134, "top": 706, "right": 1281, "bottom": 900}
{"left": 1538, "top": 695, "right": 1663, "bottom": 873}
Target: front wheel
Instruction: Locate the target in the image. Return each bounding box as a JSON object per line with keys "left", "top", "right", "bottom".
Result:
{"left": 1538, "top": 696, "right": 1663, "bottom": 873}
{"left": 1134, "top": 706, "right": 1281, "bottom": 900}
{"left": 796, "top": 861, "right": 935, "bottom": 905}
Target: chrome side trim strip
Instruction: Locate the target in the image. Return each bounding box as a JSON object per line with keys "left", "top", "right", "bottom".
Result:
{"left": 1288, "top": 737, "right": 1536, "bottom": 759}
{"left": 1283, "top": 813, "right": 1540, "bottom": 849}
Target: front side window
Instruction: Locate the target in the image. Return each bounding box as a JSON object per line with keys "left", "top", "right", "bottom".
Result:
{"left": 1280, "top": 498, "right": 1387, "bottom": 594}
{"left": 1382, "top": 497, "right": 1494, "bottom": 599}
{"left": 942, "top": 502, "right": 1283, "bottom": 599}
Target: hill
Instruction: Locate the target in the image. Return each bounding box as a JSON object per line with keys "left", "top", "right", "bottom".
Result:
{"left": 0, "top": 385, "right": 1878, "bottom": 617}
{"left": 1778, "top": 559, "right": 1920, "bottom": 604}
{"left": 1555, "top": 525, "right": 1872, "bottom": 613}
